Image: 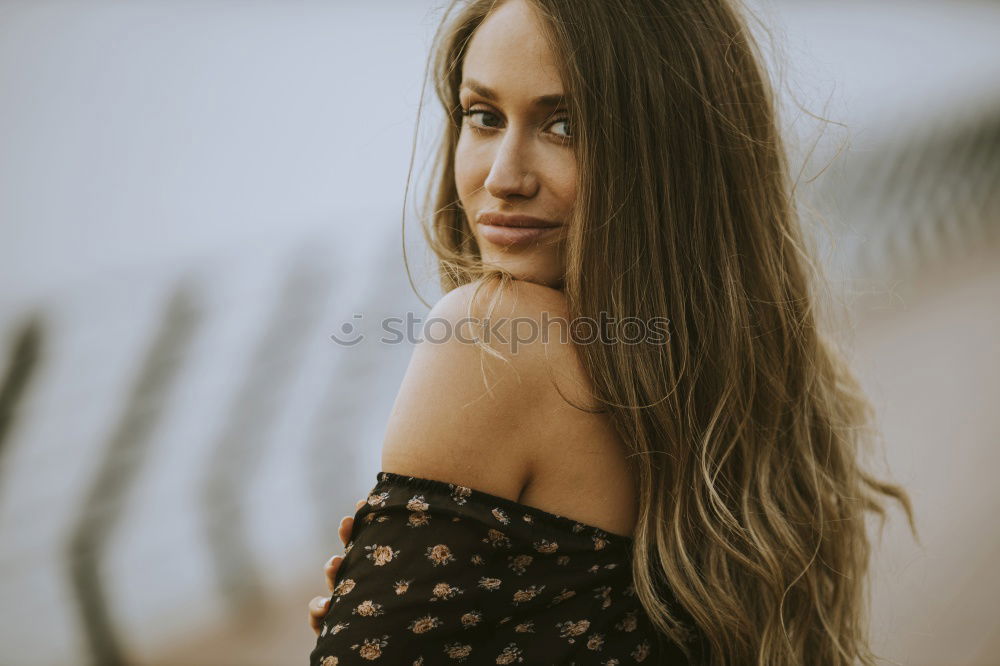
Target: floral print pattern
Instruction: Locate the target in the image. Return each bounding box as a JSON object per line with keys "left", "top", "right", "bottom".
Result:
{"left": 309, "top": 472, "right": 691, "bottom": 665}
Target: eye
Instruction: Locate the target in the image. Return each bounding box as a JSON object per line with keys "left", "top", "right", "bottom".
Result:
{"left": 461, "top": 107, "right": 502, "bottom": 132}
{"left": 460, "top": 105, "right": 572, "bottom": 142}
{"left": 548, "top": 117, "right": 572, "bottom": 139}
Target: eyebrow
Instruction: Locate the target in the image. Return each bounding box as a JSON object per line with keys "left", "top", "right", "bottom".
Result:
{"left": 460, "top": 78, "right": 567, "bottom": 108}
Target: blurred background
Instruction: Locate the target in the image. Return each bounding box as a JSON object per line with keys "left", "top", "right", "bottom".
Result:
{"left": 0, "top": 0, "right": 997, "bottom": 664}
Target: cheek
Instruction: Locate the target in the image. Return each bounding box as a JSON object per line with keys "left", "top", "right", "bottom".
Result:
{"left": 553, "top": 157, "right": 577, "bottom": 211}
{"left": 453, "top": 138, "right": 483, "bottom": 200}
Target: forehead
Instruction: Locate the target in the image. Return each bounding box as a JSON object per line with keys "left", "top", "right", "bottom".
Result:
{"left": 461, "top": 0, "right": 564, "bottom": 101}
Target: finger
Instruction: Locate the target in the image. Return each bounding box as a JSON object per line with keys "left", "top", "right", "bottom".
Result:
{"left": 308, "top": 595, "right": 331, "bottom": 635}
{"left": 338, "top": 516, "right": 354, "bottom": 546}
{"left": 356, "top": 498, "right": 366, "bottom": 510}
{"left": 325, "top": 555, "right": 344, "bottom": 594}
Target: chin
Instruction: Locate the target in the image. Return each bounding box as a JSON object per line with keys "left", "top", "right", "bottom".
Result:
{"left": 481, "top": 253, "right": 564, "bottom": 290}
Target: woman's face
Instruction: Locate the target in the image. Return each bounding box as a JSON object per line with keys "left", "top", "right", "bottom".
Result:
{"left": 455, "top": 0, "right": 576, "bottom": 289}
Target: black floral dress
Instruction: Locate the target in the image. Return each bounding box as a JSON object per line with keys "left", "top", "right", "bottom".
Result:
{"left": 309, "top": 472, "right": 694, "bottom": 665}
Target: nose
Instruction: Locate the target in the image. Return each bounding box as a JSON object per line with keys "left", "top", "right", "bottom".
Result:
{"left": 483, "top": 133, "right": 539, "bottom": 201}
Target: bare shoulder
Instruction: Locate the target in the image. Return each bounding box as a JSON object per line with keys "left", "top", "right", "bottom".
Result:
{"left": 440, "top": 277, "right": 593, "bottom": 392}
{"left": 433, "top": 275, "right": 571, "bottom": 330}
{"left": 379, "top": 278, "right": 595, "bottom": 500}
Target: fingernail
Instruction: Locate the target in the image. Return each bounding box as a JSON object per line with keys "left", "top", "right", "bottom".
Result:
{"left": 326, "top": 555, "right": 336, "bottom": 567}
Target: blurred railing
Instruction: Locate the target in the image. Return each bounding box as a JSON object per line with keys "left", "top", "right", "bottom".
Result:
{"left": 0, "top": 225, "right": 431, "bottom": 664}
{"left": 814, "top": 102, "right": 1000, "bottom": 286}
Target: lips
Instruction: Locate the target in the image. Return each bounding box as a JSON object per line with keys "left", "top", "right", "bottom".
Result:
{"left": 478, "top": 225, "right": 559, "bottom": 247}
{"left": 477, "top": 212, "right": 561, "bottom": 229}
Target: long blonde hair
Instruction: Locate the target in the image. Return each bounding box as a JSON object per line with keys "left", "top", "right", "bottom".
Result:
{"left": 405, "top": 0, "right": 918, "bottom": 663}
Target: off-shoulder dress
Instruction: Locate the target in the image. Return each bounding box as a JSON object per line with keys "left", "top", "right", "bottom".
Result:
{"left": 309, "top": 471, "right": 696, "bottom": 665}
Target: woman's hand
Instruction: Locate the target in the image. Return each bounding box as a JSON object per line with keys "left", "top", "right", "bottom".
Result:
{"left": 308, "top": 498, "right": 366, "bottom": 635}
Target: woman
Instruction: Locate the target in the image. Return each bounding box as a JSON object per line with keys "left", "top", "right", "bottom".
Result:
{"left": 309, "top": 0, "right": 915, "bottom": 664}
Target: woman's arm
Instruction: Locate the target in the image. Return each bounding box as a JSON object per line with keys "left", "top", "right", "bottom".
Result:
{"left": 308, "top": 498, "right": 366, "bottom": 635}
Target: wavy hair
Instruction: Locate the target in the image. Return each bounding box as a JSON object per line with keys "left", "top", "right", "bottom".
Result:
{"left": 403, "top": 0, "right": 918, "bottom": 663}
